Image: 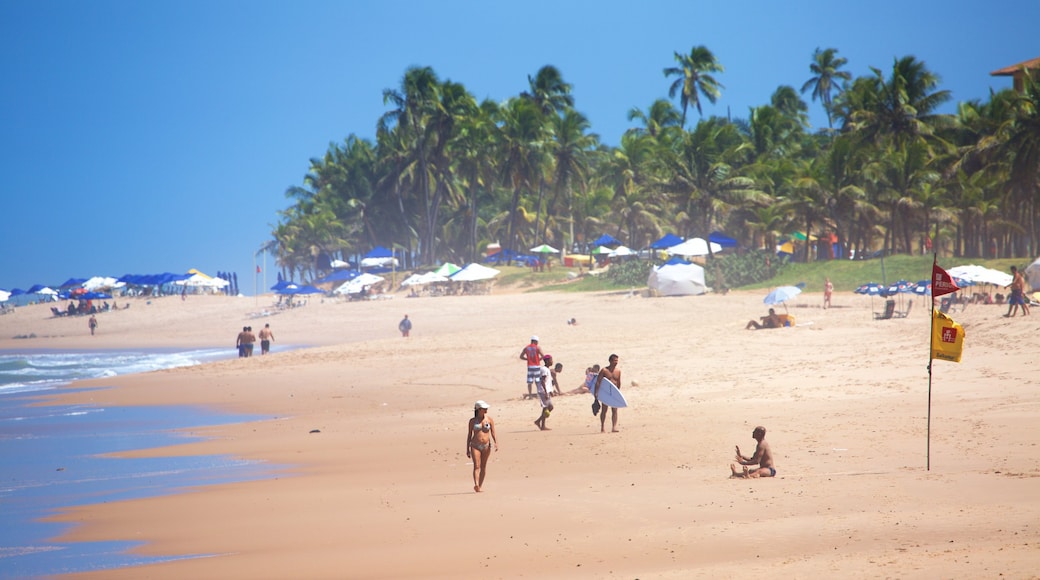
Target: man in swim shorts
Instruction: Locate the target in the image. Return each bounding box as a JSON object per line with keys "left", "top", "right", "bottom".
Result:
{"left": 520, "top": 335, "right": 545, "bottom": 399}
{"left": 258, "top": 323, "right": 274, "bottom": 354}
{"left": 594, "top": 354, "right": 622, "bottom": 433}
{"left": 731, "top": 426, "right": 776, "bottom": 478}
{"left": 1004, "top": 266, "right": 1030, "bottom": 317}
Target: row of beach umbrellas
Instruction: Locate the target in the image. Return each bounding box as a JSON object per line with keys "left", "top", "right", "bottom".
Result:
{"left": 533, "top": 237, "right": 723, "bottom": 259}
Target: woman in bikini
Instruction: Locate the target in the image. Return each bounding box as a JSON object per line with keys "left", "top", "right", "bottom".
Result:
{"left": 466, "top": 400, "right": 498, "bottom": 492}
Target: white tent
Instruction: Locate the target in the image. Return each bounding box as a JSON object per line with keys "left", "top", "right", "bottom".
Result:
{"left": 667, "top": 238, "right": 722, "bottom": 257}
{"left": 450, "top": 263, "right": 500, "bottom": 282}
{"left": 648, "top": 262, "right": 706, "bottom": 296}
{"left": 334, "top": 272, "right": 385, "bottom": 294}
{"left": 1025, "top": 257, "right": 1040, "bottom": 291}
{"left": 608, "top": 245, "right": 636, "bottom": 257}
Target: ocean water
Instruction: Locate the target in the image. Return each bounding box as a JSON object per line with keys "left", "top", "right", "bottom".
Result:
{"left": 0, "top": 349, "right": 279, "bottom": 578}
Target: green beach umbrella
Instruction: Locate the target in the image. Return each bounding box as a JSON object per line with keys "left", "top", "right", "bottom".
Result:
{"left": 434, "top": 262, "right": 462, "bottom": 277}
{"left": 529, "top": 244, "right": 560, "bottom": 254}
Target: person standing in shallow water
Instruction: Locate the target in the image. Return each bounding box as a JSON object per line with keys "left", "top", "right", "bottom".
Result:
{"left": 466, "top": 400, "right": 498, "bottom": 492}
{"left": 88, "top": 315, "right": 98, "bottom": 336}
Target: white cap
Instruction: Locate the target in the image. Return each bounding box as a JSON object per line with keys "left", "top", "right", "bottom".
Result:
{"left": 474, "top": 400, "right": 490, "bottom": 409}
{"left": 531, "top": 335, "right": 539, "bottom": 342}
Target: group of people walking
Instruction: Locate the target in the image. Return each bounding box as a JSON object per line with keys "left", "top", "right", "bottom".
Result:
{"left": 465, "top": 334, "right": 775, "bottom": 492}
{"left": 236, "top": 323, "right": 274, "bottom": 357}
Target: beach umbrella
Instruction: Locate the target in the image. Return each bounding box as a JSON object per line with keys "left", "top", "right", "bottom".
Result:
{"left": 284, "top": 284, "right": 323, "bottom": 295}
{"left": 608, "top": 245, "right": 636, "bottom": 257}
{"left": 529, "top": 244, "right": 560, "bottom": 254}
{"left": 433, "top": 262, "right": 461, "bottom": 277}
{"left": 650, "top": 233, "right": 683, "bottom": 249}
{"left": 10, "top": 288, "right": 26, "bottom": 296}
{"left": 334, "top": 272, "right": 385, "bottom": 295}
{"left": 589, "top": 245, "right": 613, "bottom": 255}
{"left": 912, "top": 280, "right": 931, "bottom": 295}
{"left": 399, "top": 273, "right": 426, "bottom": 287}
{"left": 591, "top": 233, "right": 621, "bottom": 247}
{"left": 450, "top": 263, "right": 500, "bottom": 282}
{"left": 0, "top": 289, "right": 10, "bottom": 302}
{"left": 401, "top": 272, "right": 449, "bottom": 287}
{"left": 763, "top": 285, "right": 801, "bottom": 312}
{"left": 667, "top": 237, "right": 722, "bottom": 257}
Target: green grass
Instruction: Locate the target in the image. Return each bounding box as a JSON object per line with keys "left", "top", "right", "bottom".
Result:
{"left": 753, "top": 255, "right": 1027, "bottom": 292}
{"left": 492, "top": 255, "right": 1028, "bottom": 294}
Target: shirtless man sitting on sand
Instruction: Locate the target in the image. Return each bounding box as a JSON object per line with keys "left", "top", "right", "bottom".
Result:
{"left": 731, "top": 426, "right": 776, "bottom": 478}
{"left": 745, "top": 308, "right": 781, "bottom": 330}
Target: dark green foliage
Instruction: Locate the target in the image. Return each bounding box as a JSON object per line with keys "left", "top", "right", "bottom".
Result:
{"left": 605, "top": 259, "right": 655, "bottom": 286}
{"left": 707, "top": 250, "right": 789, "bottom": 289}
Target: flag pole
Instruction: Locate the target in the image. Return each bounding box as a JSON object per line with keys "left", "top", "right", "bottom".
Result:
{"left": 927, "top": 253, "right": 937, "bottom": 471}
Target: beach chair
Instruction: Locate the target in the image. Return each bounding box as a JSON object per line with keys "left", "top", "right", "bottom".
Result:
{"left": 874, "top": 299, "right": 896, "bottom": 320}
{"left": 893, "top": 300, "right": 912, "bottom": 318}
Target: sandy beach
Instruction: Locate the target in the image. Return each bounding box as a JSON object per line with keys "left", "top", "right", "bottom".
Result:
{"left": 4, "top": 286, "right": 1038, "bottom": 579}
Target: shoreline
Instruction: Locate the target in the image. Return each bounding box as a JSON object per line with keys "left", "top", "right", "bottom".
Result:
{"left": 1, "top": 290, "right": 1035, "bottom": 578}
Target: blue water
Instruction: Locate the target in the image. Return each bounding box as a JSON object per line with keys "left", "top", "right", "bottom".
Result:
{"left": 0, "top": 349, "right": 279, "bottom": 578}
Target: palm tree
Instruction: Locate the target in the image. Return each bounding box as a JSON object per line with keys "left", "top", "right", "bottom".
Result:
{"left": 498, "top": 97, "right": 550, "bottom": 262}
{"left": 626, "top": 99, "right": 682, "bottom": 139}
{"left": 801, "top": 47, "right": 851, "bottom": 130}
{"left": 658, "top": 118, "right": 763, "bottom": 248}
{"left": 996, "top": 73, "right": 1040, "bottom": 255}
{"left": 522, "top": 65, "right": 575, "bottom": 116}
{"left": 544, "top": 109, "right": 598, "bottom": 246}
{"left": 664, "top": 45, "right": 725, "bottom": 127}
{"left": 851, "top": 56, "right": 954, "bottom": 150}
{"left": 379, "top": 66, "right": 442, "bottom": 264}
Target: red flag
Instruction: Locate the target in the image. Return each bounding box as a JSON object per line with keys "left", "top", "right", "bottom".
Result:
{"left": 256, "top": 265, "right": 262, "bottom": 274}
{"left": 932, "top": 262, "right": 960, "bottom": 298}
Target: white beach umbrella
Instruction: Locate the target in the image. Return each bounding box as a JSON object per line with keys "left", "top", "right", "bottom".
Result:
{"left": 82, "top": 276, "right": 125, "bottom": 291}
{"left": 360, "top": 256, "right": 399, "bottom": 268}
{"left": 450, "top": 263, "right": 500, "bottom": 282}
{"left": 401, "top": 272, "right": 449, "bottom": 287}
{"left": 667, "top": 237, "right": 722, "bottom": 257}
{"left": 0, "top": 289, "right": 10, "bottom": 302}
{"left": 334, "top": 272, "right": 385, "bottom": 294}
{"left": 608, "top": 245, "right": 636, "bottom": 257}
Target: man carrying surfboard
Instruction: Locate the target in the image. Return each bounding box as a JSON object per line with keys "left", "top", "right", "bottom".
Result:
{"left": 520, "top": 335, "right": 545, "bottom": 399}
{"left": 593, "top": 354, "right": 623, "bottom": 433}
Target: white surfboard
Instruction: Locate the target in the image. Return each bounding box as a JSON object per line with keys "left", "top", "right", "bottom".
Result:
{"left": 594, "top": 376, "right": 628, "bottom": 408}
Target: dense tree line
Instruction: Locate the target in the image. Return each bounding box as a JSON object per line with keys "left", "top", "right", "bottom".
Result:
{"left": 270, "top": 47, "right": 1040, "bottom": 282}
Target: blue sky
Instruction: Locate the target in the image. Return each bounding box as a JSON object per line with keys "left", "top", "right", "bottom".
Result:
{"left": 2, "top": 1, "right": 1036, "bottom": 294}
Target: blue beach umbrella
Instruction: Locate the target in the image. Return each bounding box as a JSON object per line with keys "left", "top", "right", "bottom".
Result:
{"left": 911, "top": 280, "right": 932, "bottom": 296}
{"left": 764, "top": 285, "right": 801, "bottom": 312}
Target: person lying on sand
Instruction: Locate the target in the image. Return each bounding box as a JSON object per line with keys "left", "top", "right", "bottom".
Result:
{"left": 731, "top": 426, "right": 776, "bottom": 478}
